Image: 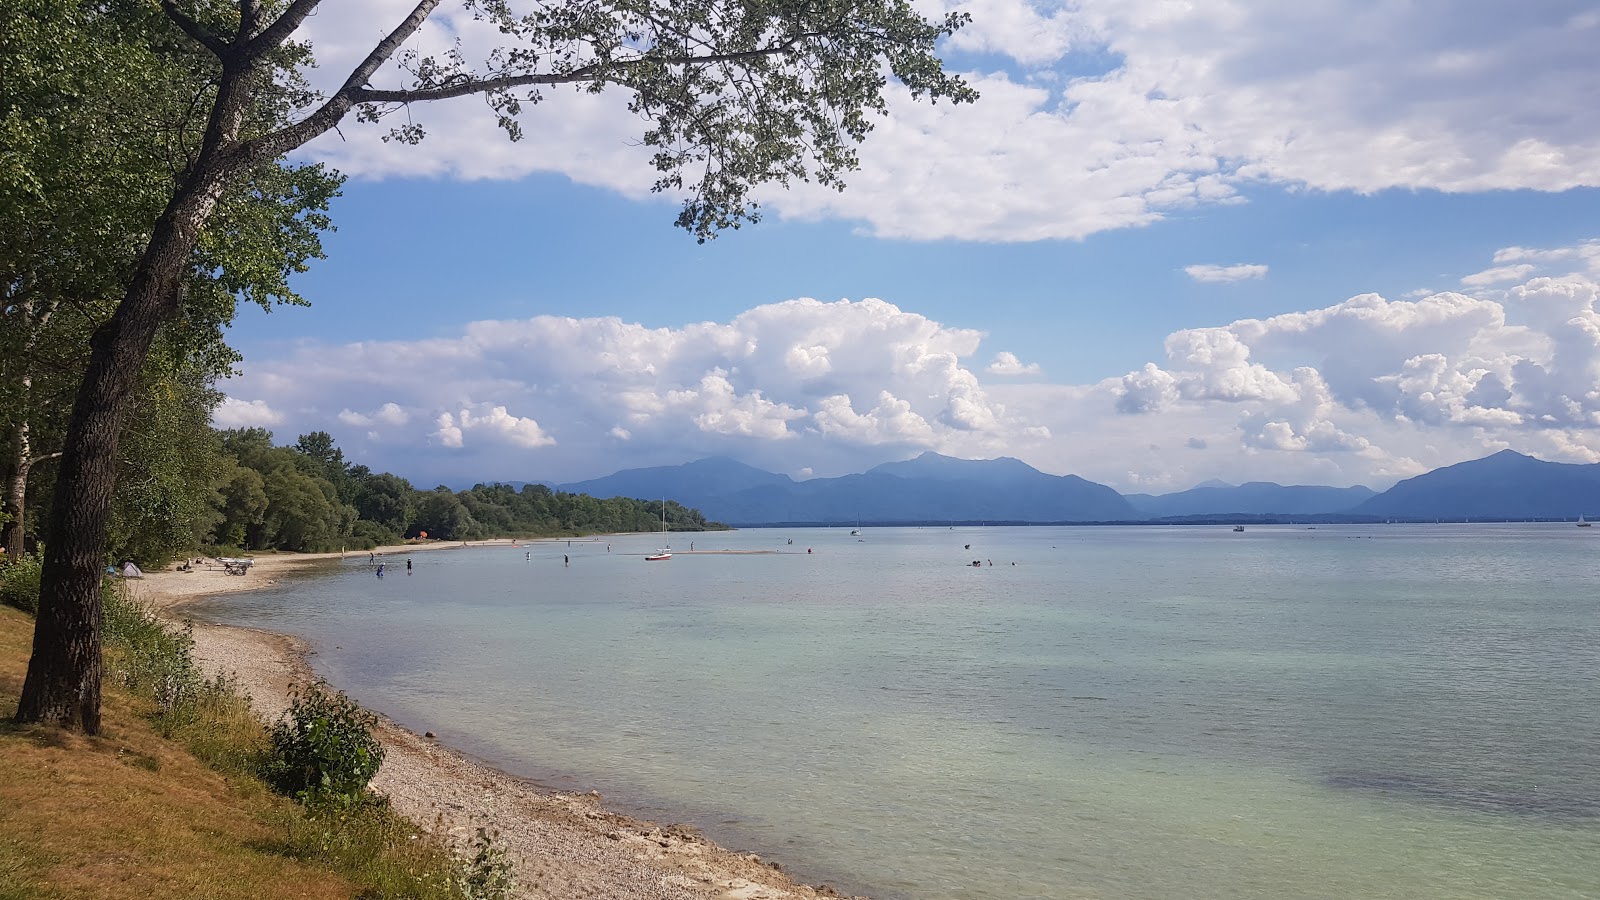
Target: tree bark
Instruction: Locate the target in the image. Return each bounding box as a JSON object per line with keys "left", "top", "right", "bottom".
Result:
{"left": 4, "top": 439, "right": 31, "bottom": 560}
{"left": 2, "top": 296, "right": 50, "bottom": 560}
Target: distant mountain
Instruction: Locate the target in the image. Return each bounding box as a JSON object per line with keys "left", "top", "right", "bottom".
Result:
{"left": 1354, "top": 450, "right": 1600, "bottom": 520}
{"left": 560, "top": 452, "right": 1135, "bottom": 524}
{"left": 535, "top": 448, "right": 1600, "bottom": 525}
{"left": 1125, "top": 482, "right": 1376, "bottom": 517}
{"left": 560, "top": 456, "right": 793, "bottom": 500}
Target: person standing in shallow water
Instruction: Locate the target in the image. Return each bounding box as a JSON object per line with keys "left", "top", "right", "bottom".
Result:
{"left": 406, "top": 558, "right": 412, "bottom": 574}
{"left": 564, "top": 554, "right": 569, "bottom": 567}
{"left": 376, "top": 564, "right": 385, "bottom": 578}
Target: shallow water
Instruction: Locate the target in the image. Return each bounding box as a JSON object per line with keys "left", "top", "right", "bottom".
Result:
{"left": 193, "top": 524, "right": 1600, "bottom": 899}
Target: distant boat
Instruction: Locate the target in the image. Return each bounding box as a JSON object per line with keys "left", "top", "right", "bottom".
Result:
{"left": 850, "top": 515, "right": 862, "bottom": 536}
{"left": 647, "top": 500, "right": 672, "bottom": 560}
{"left": 1579, "top": 515, "right": 1592, "bottom": 528}
{"left": 1232, "top": 525, "right": 1245, "bottom": 532}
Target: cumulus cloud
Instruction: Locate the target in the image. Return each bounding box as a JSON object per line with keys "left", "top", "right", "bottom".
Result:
{"left": 338, "top": 403, "right": 410, "bottom": 427}
{"left": 1185, "top": 264, "right": 1268, "bottom": 284}
{"left": 221, "top": 241, "right": 1600, "bottom": 492}
{"left": 289, "top": 1, "right": 1600, "bottom": 241}
{"left": 223, "top": 298, "right": 1049, "bottom": 484}
{"left": 431, "top": 406, "right": 555, "bottom": 450}
{"left": 213, "top": 398, "right": 282, "bottom": 428}
{"left": 987, "top": 352, "right": 1042, "bottom": 376}
{"left": 1106, "top": 239, "right": 1600, "bottom": 483}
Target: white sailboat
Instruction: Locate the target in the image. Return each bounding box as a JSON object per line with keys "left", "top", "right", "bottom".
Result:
{"left": 646, "top": 500, "right": 673, "bottom": 560}
{"left": 1579, "top": 514, "right": 1592, "bottom": 528}
{"left": 850, "top": 515, "right": 862, "bottom": 536}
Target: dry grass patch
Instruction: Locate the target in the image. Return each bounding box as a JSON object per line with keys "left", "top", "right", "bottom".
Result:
{"left": 0, "top": 606, "right": 355, "bottom": 900}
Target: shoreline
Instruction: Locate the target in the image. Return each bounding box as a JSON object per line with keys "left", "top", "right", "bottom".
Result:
{"left": 139, "top": 542, "right": 863, "bottom": 900}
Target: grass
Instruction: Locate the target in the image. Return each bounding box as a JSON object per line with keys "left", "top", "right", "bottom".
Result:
{"left": 0, "top": 592, "right": 506, "bottom": 899}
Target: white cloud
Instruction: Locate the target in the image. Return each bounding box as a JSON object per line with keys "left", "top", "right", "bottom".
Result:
{"left": 290, "top": 1, "right": 1600, "bottom": 241}
{"left": 338, "top": 402, "right": 410, "bottom": 427}
{"left": 1461, "top": 264, "right": 1536, "bottom": 287}
{"left": 1104, "top": 239, "right": 1600, "bottom": 485}
{"left": 432, "top": 406, "right": 555, "bottom": 450}
{"left": 213, "top": 397, "right": 282, "bottom": 428}
{"left": 222, "top": 241, "right": 1600, "bottom": 491}
{"left": 1185, "top": 263, "right": 1268, "bottom": 284}
{"left": 223, "top": 297, "right": 1048, "bottom": 483}
{"left": 987, "top": 351, "right": 1042, "bottom": 376}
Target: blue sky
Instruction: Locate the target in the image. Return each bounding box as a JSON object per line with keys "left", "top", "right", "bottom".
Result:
{"left": 218, "top": 0, "right": 1600, "bottom": 493}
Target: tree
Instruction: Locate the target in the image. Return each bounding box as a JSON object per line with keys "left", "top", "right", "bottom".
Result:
{"left": 9, "top": 0, "right": 339, "bottom": 731}
{"left": 15, "top": 0, "right": 973, "bottom": 732}
{"left": 352, "top": 471, "right": 416, "bottom": 534}
{"left": 2, "top": 0, "right": 338, "bottom": 562}
{"left": 413, "top": 487, "right": 476, "bottom": 541}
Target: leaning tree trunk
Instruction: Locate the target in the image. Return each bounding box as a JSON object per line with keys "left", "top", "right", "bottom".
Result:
{"left": 14, "top": 185, "right": 225, "bottom": 732}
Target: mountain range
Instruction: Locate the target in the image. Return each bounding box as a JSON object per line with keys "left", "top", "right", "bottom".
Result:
{"left": 545, "top": 449, "right": 1600, "bottom": 525}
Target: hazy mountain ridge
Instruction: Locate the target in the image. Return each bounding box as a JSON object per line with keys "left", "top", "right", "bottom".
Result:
{"left": 1126, "top": 482, "right": 1377, "bottom": 517}
{"left": 544, "top": 449, "right": 1600, "bottom": 524}
{"left": 561, "top": 452, "right": 1134, "bottom": 524}
{"left": 1352, "top": 450, "right": 1600, "bottom": 520}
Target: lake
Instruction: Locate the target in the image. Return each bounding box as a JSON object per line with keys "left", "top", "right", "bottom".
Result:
{"left": 191, "top": 524, "right": 1600, "bottom": 899}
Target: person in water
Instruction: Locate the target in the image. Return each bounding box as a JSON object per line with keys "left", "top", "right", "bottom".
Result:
{"left": 406, "top": 558, "right": 412, "bottom": 573}
{"left": 376, "top": 564, "right": 385, "bottom": 578}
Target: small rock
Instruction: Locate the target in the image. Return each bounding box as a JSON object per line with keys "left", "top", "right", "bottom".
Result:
{"left": 606, "top": 831, "right": 624, "bottom": 841}
{"left": 424, "top": 731, "right": 436, "bottom": 738}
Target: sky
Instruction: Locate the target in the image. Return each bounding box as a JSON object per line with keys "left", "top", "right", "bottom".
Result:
{"left": 215, "top": 0, "right": 1600, "bottom": 493}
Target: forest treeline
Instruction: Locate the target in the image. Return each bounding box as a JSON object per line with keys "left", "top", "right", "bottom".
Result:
{"left": 10, "top": 424, "right": 724, "bottom": 568}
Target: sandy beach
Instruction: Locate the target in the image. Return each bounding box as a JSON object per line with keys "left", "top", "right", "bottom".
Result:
{"left": 138, "top": 542, "right": 862, "bottom": 900}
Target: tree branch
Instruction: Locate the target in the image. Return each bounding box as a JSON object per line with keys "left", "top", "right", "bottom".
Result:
{"left": 243, "top": 0, "right": 324, "bottom": 58}
{"left": 353, "top": 35, "right": 818, "bottom": 105}
{"left": 159, "top": 0, "right": 229, "bottom": 58}
{"left": 239, "top": 0, "right": 261, "bottom": 39}
{"left": 230, "top": 0, "right": 444, "bottom": 165}
{"left": 25, "top": 452, "right": 63, "bottom": 468}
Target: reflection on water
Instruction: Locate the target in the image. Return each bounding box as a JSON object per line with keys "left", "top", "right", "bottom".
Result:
{"left": 191, "top": 525, "right": 1600, "bottom": 899}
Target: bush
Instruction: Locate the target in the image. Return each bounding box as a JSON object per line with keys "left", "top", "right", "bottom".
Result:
{"left": 458, "top": 828, "right": 513, "bottom": 900}
{"left": 0, "top": 552, "right": 43, "bottom": 614}
{"left": 348, "top": 519, "right": 397, "bottom": 550}
{"left": 265, "top": 681, "right": 386, "bottom": 804}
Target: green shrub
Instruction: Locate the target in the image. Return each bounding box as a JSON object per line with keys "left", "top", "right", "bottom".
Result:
{"left": 265, "top": 681, "right": 386, "bottom": 804}
{"left": 0, "top": 552, "right": 43, "bottom": 614}
{"left": 274, "top": 799, "right": 472, "bottom": 899}
{"left": 458, "top": 828, "right": 513, "bottom": 900}
{"left": 348, "top": 519, "right": 397, "bottom": 550}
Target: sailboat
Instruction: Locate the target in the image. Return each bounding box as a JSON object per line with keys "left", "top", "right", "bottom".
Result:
{"left": 1579, "top": 514, "right": 1592, "bottom": 528}
{"left": 850, "top": 515, "right": 862, "bottom": 536}
{"left": 646, "top": 500, "right": 673, "bottom": 560}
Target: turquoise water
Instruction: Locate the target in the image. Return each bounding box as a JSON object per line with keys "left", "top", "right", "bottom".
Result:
{"left": 193, "top": 525, "right": 1600, "bottom": 899}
